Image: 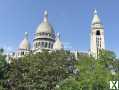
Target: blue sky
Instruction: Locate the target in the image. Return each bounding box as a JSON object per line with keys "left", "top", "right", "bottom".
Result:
{"left": 0, "top": 0, "right": 119, "bottom": 56}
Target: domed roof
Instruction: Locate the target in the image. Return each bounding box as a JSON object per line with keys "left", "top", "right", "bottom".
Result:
{"left": 92, "top": 9, "right": 101, "bottom": 24}
{"left": 53, "top": 33, "right": 63, "bottom": 50}
{"left": 36, "top": 10, "right": 55, "bottom": 34}
{"left": 36, "top": 22, "right": 54, "bottom": 34}
{"left": 19, "top": 32, "right": 30, "bottom": 50}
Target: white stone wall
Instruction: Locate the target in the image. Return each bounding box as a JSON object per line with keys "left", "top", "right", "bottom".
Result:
{"left": 90, "top": 24, "right": 105, "bottom": 58}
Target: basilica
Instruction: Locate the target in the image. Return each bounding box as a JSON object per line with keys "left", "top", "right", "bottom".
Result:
{"left": 15, "top": 10, "right": 64, "bottom": 58}
{"left": 7, "top": 9, "right": 105, "bottom": 60}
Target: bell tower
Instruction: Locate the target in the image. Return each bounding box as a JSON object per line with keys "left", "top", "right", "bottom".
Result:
{"left": 90, "top": 9, "right": 105, "bottom": 58}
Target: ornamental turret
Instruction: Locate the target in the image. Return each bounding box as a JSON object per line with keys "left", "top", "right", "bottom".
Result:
{"left": 53, "top": 33, "right": 64, "bottom": 50}
{"left": 16, "top": 32, "right": 30, "bottom": 57}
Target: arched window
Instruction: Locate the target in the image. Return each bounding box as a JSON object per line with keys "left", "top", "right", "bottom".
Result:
{"left": 51, "top": 43, "right": 53, "bottom": 48}
{"left": 21, "top": 52, "right": 24, "bottom": 55}
{"left": 36, "top": 42, "right": 38, "bottom": 48}
{"left": 41, "top": 42, "right": 44, "bottom": 47}
{"left": 38, "top": 42, "right": 40, "bottom": 46}
{"left": 36, "top": 42, "right": 39, "bottom": 48}
{"left": 48, "top": 42, "right": 51, "bottom": 48}
{"left": 96, "top": 30, "right": 100, "bottom": 35}
{"left": 45, "top": 42, "right": 48, "bottom": 48}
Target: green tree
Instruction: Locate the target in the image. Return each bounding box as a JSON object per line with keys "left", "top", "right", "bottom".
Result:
{"left": 56, "top": 77, "right": 80, "bottom": 90}
{"left": 0, "top": 49, "right": 7, "bottom": 90}
{"left": 0, "top": 49, "right": 118, "bottom": 90}
{"left": 75, "top": 52, "right": 115, "bottom": 90}
{"left": 4, "top": 50, "right": 76, "bottom": 90}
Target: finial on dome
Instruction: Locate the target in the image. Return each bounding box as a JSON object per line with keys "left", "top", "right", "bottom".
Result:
{"left": 25, "top": 32, "right": 28, "bottom": 37}
{"left": 43, "top": 10, "right": 48, "bottom": 22}
{"left": 57, "top": 32, "right": 60, "bottom": 37}
{"left": 94, "top": 9, "right": 97, "bottom": 15}
{"left": 44, "top": 10, "right": 48, "bottom": 16}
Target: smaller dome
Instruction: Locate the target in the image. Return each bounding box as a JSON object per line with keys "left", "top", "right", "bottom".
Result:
{"left": 19, "top": 32, "right": 30, "bottom": 50}
{"left": 92, "top": 9, "right": 101, "bottom": 24}
{"left": 53, "top": 33, "right": 63, "bottom": 50}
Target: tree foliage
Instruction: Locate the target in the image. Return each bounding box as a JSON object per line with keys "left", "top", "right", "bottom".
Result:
{"left": 3, "top": 50, "right": 76, "bottom": 90}
{"left": 0, "top": 49, "right": 118, "bottom": 90}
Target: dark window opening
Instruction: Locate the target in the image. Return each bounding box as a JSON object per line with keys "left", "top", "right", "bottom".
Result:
{"left": 96, "top": 30, "right": 100, "bottom": 35}
{"left": 21, "top": 52, "right": 24, "bottom": 55}
{"left": 45, "top": 42, "right": 48, "bottom": 48}
{"left": 48, "top": 42, "right": 51, "bottom": 48}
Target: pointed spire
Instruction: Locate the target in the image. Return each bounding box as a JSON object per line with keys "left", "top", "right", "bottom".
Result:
{"left": 92, "top": 9, "right": 101, "bottom": 24}
{"left": 43, "top": 10, "right": 48, "bottom": 22}
{"left": 94, "top": 9, "right": 97, "bottom": 15}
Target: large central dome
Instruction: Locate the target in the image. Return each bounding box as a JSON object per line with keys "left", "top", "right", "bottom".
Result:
{"left": 36, "top": 10, "right": 54, "bottom": 34}
{"left": 36, "top": 22, "right": 54, "bottom": 34}
{"left": 33, "top": 10, "right": 56, "bottom": 51}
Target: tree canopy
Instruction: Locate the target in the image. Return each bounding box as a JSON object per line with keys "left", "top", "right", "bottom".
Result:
{"left": 0, "top": 49, "right": 118, "bottom": 90}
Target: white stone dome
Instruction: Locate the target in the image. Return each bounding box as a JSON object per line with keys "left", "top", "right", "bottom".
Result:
{"left": 36, "top": 22, "right": 54, "bottom": 34}
{"left": 36, "top": 10, "right": 55, "bottom": 34}
{"left": 53, "top": 33, "right": 63, "bottom": 50}
{"left": 19, "top": 32, "right": 30, "bottom": 50}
